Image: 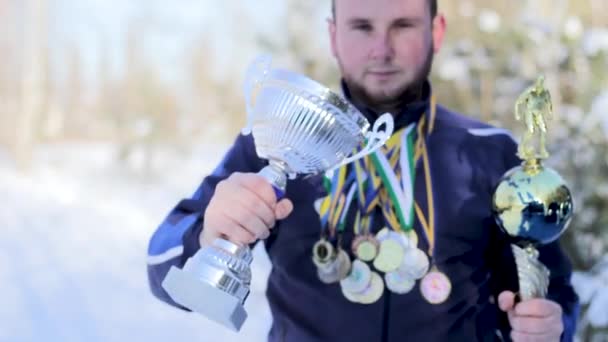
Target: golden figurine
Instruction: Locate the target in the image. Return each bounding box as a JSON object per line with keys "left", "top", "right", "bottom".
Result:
{"left": 514, "top": 75, "right": 553, "bottom": 161}
{"left": 492, "top": 76, "right": 574, "bottom": 300}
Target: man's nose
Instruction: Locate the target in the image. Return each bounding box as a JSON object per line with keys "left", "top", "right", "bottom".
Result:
{"left": 369, "top": 32, "right": 395, "bottom": 61}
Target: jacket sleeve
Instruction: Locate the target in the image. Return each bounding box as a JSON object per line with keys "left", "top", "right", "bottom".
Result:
{"left": 490, "top": 136, "right": 579, "bottom": 342}
{"left": 146, "top": 133, "right": 264, "bottom": 308}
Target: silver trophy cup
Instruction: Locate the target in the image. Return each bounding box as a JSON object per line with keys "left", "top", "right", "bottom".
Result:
{"left": 162, "top": 56, "right": 394, "bottom": 332}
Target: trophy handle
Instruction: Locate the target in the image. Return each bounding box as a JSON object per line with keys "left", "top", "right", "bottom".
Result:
{"left": 242, "top": 55, "right": 272, "bottom": 135}
{"left": 258, "top": 161, "right": 288, "bottom": 200}
{"left": 512, "top": 244, "right": 550, "bottom": 301}
{"left": 329, "top": 113, "right": 394, "bottom": 171}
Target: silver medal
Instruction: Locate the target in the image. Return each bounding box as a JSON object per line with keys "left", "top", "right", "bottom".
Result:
{"left": 340, "top": 259, "right": 372, "bottom": 294}
{"left": 385, "top": 268, "right": 416, "bottom": 294}
{"left": 318, "top": 249, "right": 350, "bottom": 284}
{"left": 401, "top": 247, "right": 429, "bottom": 280}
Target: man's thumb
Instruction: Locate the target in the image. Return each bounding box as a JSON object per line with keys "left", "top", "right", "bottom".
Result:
{"left": 275, "top": 198, "right": 294, "bottom": 220}
{"left": 498, "top": 291, "right": 516, "bottom": 312}
{"left": 199, "top": 226, "right": 219, "bottom": 247}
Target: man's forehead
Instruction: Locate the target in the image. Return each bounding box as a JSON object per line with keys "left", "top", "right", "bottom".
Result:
{"left": 334, "top": 0, "right": 428, "bottom": 19}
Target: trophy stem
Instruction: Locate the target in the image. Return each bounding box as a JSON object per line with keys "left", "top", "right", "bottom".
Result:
{"left": 258, "top": 161, "right": 288, "bottom": 199}
{"left": 511, "top": 244, "right": 550, "bottom": 301}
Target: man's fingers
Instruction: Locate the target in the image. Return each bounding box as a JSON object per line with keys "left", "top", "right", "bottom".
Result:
{"left": 224, "top": 203, "right": 270, "bottom": 240}
{"left": 498, "top": 291, "right": 516, "bottom": 312}
{"left": 234, "top": 189, "right": 276, "bottom": 228}
{"left": 510, "top": 330, "right": 559, "bottom": 342}
{"left": 275, "top": 198, "right": 294, "bottom": 220}
{"left": 514, "top": 299, "right": 562, "bottom": 317}
{"left": 217, "top": 216, "right": 257, "bottom": 245}
{"left": 510, "top": 315, "right": 561, "bottom": 335}
{"left": 200, "top": 226, "right": 219, "bottom": 246}
{"left": 231, "top": 173, "right": 278, "bottom": 207}
{"left": 507, "top": 299, "right": 564, "bottom": 341}
{"left": 202, "top": 173, "right": 292, "bottom": 247}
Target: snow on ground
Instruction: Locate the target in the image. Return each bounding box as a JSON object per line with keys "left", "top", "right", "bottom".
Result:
{"left": 0, "top": 142, "right": 273, "bottom": 342}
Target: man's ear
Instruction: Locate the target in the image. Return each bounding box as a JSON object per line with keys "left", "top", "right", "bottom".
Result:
{"left": 328, "top": 17, "right": 338, "bottom": 58}
{"left": 432, "top": 13, "right": 446, "bottom": 53}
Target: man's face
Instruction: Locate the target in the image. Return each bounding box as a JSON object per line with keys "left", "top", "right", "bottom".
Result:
{"left": 329, "top": 0, "right": 445, "bottom": 106}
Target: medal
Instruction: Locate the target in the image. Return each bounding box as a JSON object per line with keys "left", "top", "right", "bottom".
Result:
{"left": 317, "top": 257, "right": 340, "bottom": 284}
{"left": 317, "top": 267, "right": 339, "bottom": 284}
{"left": 343, "top": 271, "right": 384, "bottom": 304}
{"left": 340, "top": 259, "right": 372, "bottom": 294}
{"left": 352, "top": 235, "right": 379, "bottom": 261}
{"left": 393, "top": 230, "right": 411, "bottom": 249}
{"left": 357, "top": 271, "right": 384, "bottom": 304}
{"left": 317, "top": 248, "right": 350, "bottom": 284}
{"left": 413, "top": 109, "right": 451, "bottom": 305}
{"left": 312, "top": 238, "right": 336, "bottom": 268}
{"left": 401, "top": 247, "right": 429, "bottom": 280}
{"left": 336, "top": 249, "right": 352, "bottom": 280}
{"left": 341, "top": 284, "right": 362, "bottom": 303}
{"left": 375, "top": 227, "right": 390, "bottom": 240}
{"left": 407, "top": 230, "right": 419, "bottom": 247}
{"left": 420, "top": 268, "right": 452, "bottom": 304}
{"left": 373, "top": 228, "right": 407, "bottom": 273}
{"left": 373, "top": 239, "right": 405, "bottom": 273}
{"left": 385, "top": 268, "right": 416, "bottom": 294}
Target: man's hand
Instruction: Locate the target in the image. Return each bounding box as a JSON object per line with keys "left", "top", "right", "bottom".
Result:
{"left": 200, "top": 172, "right": 294, "bottom": 247}
{"left": 498, "top": 291, "right": 563, "bottom": 342}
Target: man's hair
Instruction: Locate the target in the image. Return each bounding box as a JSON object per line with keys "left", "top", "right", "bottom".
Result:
{"left": 331, "top": 0, "right": 438, "bottom": 19}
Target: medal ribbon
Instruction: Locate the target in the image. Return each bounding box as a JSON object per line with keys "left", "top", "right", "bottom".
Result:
{"left": 319, "top": 166, "right": 347, "bottom": 238}
{"left": 369, "top": 124, "right": 416, "bottom": 232}
{"left": 319, "top": 163, "right": 358, "bottom": 239}
{"left": 413, "top": 95, "right": 437, "bottom": 257}
{"left": 354, "top": 155, "right": 380, "bottom": 214}
{"left": 318, "top": 95, "right": 438, "bottom": 255}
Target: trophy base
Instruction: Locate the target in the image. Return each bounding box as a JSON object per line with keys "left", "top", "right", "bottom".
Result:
{"left": 162, "top": 265, "right": 248, "bottom": 332}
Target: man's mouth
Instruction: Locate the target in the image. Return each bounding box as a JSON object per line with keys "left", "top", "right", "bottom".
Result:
{"left": 366, "top": 69, "right": 400, "bottom": 80}
{"left": 368, "top": 69, "right": 399, "bottom": 74}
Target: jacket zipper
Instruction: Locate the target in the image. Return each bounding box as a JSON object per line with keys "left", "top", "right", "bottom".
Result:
{"left": 381, "top": 290, "right": 391, "bottom": 342}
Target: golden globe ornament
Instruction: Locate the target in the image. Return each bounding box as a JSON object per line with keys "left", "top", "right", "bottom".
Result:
{"left": 492, "top": 76, "right": 574, "bottom": 300}
{"left": 493, "top": 163, "right": 573, "bottom": 245}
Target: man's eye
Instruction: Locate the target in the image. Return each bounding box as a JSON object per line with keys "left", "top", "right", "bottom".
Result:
{"left": 395, "top": 22, "right": 414, "bottom": 28}
{"left": 353, "top": 24, "right": 372, "bottom": 32}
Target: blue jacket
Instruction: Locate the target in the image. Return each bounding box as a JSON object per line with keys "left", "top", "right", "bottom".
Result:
{"left": 147, "top": 85, "right": 579, "bottom": 342}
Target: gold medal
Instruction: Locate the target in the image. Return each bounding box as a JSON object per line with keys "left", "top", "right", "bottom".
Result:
{"left": 375, "top": 227, "right": 390, "bottom": 240}
{"left": 312, "top": 238, "right": 336, "bottom": 268}
{"left": 340, "top": 259, "right": 372, "bottom": 294}
{"left": 401, "top": 247, "right": 429, "bottom": 280}
{"left": 420, "top": 269, "right": 452, "bottom": 304}
{"left": 373, "top": 239, "right": 405, "bottom": 273}
{"left": 385, "top": 269, "right": 416, "bottom": 294}
{"left": 392, "top": 231, "right": 411, "bottom": 249}
{"left": 352, "top": 235, "right": 379, "bottom": 262}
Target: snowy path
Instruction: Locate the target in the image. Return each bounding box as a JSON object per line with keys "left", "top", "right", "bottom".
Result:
{"left": 0, "top": 143, "right": 272, "bottom": 342}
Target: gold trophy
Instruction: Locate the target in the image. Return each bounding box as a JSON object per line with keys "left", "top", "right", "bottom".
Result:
{"left": 492, "top": 76, "right": 574, "bottom": 300}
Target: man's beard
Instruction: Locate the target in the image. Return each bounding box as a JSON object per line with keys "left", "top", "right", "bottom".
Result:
{"left": 342, "top": 44, "right": 434, "bottom": 115}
